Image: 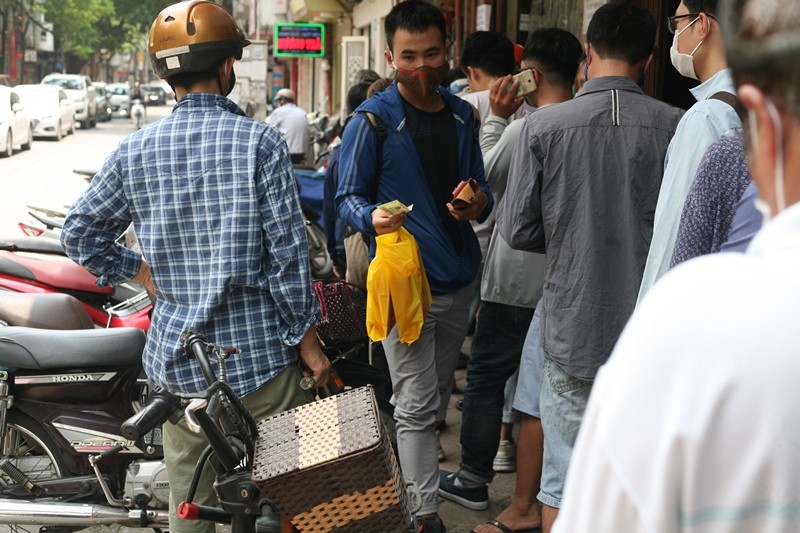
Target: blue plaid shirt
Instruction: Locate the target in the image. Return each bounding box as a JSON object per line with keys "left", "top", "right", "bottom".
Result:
{"left": 62, "top": 94, "right": 318, "bottom": 397}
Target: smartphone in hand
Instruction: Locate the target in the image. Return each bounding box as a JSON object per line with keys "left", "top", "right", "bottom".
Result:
{"left": 451, "top": 179, "right": 478, "bottom": 208}
{"left": 510, "top": 70, "right": 537, "bottom": 99}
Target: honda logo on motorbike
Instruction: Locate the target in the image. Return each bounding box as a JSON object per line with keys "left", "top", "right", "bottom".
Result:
{"left": 14, "top": 372, "right": 116, "bottom": 385}
{"left": 52, "top": 374, "right": 96, "bottom": 382}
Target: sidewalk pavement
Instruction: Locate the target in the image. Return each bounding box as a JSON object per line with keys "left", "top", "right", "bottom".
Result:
{"left": 437, "top": 365, "right": 518, "bottom": 533}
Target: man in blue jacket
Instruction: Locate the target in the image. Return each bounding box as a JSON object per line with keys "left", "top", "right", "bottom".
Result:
{"left": 336, "top": 2, "right": 492, "bottom": 531}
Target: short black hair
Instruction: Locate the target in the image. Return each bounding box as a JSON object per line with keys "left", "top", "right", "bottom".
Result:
{"left": 522, "top": 28, "right": 583, "bottom": 90}
{"left": 385, "top": 0, "right": 446, "bottom": 52}
{"left": 166, "top": 58, "right": 225, "bottom": 90}
{"left": 683, "top": 0, "right": 719, "bottom": 15}
{"left": 346, "top": 80, "right": 372, "bottom": 115}
{"left": 461, "top": 31, "right": 515, "bottom": 78}
{"left": 354, "top": 69, "right": 380, "bottom": 85}
{"left": 587, "top": 0, "right": 657, "bottom": 65}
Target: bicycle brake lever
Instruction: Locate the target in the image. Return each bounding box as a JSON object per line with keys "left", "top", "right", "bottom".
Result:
{"left": 184, "top": 398, "right": 209, "bottom": 434}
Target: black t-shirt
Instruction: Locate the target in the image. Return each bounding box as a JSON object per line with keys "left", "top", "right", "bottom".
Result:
{"left": 402, "top": 98, "right": 463, "bottom": 252}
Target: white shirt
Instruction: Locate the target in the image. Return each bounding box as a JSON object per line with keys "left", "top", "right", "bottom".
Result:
{"left": 266, "top": 103, "right": 309, "bottom": 156}
{"left": 554, "top": 202, "right": 800, "bottom": 533}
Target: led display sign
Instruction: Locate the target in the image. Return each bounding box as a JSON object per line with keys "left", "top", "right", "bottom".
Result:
{"left": 274, "top": 23, "right": 325, "bottom": 57}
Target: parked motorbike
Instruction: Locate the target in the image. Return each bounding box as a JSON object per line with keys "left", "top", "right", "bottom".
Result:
{"left": 0, "top": 292, "right": 170, "bottom": 531}
{"left": 0, "top": 235, "right": 152, "bottom": 330}
{"left": 306, "top": 111, "right": 341, "bottom": 170}
{"left": 0, "top": 289, "right": 395, "bottom": 531}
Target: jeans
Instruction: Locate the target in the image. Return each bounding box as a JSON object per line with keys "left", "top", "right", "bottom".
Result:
{"left": 537, "top": 353, "right": 593, "bottom": 509}
{"left": 458, "top": 301, "right": 534, "bottom": 484}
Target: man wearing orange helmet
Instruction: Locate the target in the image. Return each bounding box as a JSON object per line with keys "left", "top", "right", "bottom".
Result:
{"left": 61, "top": 3, "right": 330, "bottom": 532}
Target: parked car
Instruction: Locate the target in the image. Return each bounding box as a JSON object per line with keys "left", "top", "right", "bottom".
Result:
{"left": 13, "top": 84, "right": 76, "bottom": 140}
{"left": 41, "top": 73, "right": 97, "bottom": 129}
{"left": 0, "top": 86, "right": 33, "bottom": 157}
{"left": 141, "top": 83, "right": 166, "bottom": 106}
{"left": 92, "top": 82, "right": 113, "bottom": 122}
{"left": 106, "top": 83, "right": 130, "bottom": 117}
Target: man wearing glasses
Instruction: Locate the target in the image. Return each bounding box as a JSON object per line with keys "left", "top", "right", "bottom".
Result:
{"left": 638, "top": 0, "right": 742, "bottom": 301}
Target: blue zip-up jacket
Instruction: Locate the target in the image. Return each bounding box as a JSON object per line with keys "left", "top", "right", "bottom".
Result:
{"left": 335, "top": 82, "right": 493, "bottom": 294}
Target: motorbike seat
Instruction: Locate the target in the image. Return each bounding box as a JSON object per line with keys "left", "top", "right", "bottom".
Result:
{"left": 0, "top": 250, "right": 113, "bottom": 295}
{"left": 0, "top": 327, "right": 146, "bottom": 370}
{"left": 0, "top": 236, "right": 65, "bottom": 255}
{"left": 0, "top": 292, "right": 95, "bottom": 329}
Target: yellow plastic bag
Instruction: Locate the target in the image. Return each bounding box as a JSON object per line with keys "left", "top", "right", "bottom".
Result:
{"left": 366, "top": 227, "right": 432, "bottom": 344}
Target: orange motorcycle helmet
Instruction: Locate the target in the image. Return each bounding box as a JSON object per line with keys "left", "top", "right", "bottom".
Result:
{"left": 149, "top": 0, "right": 250, "bottom": 80}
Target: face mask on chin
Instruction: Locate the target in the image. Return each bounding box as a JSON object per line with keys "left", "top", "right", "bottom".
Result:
{"left": 669, "top": 16, "right": 704, "bottom": 81}
{"left": 225, "top": 69, "right": 236, "bottom": 97}
{"left": 750, "top": 98, "right": 786, "bottom": 224}
{"left": 391, "top": 54, "right": 449, "bottom": 98}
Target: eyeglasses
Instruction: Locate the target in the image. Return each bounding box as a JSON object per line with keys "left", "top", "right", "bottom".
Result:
{"left": 667, "top": 13, "right": 700, "bottom": 34}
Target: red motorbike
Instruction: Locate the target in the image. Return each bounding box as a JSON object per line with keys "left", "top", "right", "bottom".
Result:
{"left": 0, "top": 235, "right": 151, "bottom": 330}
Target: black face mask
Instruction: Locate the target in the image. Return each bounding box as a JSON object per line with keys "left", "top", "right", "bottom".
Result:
{"left": 226, "top": 69, "right": 236, "bottom": 97}
{"left": 218, "top": 63, "right": 235, "bottom": 97}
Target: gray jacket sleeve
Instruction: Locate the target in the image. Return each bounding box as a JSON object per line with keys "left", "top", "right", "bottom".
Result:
{"left": 497, "top": 117, "right": 546, "bottom": 253}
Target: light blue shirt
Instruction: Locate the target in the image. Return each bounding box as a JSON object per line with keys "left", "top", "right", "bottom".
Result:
{"left": 638, "top": 69, "right": 742, "bottom": 303}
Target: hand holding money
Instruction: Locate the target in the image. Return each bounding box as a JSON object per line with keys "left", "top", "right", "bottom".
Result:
{"left": 372, "top": 200, "right": 412, "bottom": 234}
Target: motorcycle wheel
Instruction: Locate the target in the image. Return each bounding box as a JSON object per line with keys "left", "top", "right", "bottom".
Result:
{"left": 305, "top": 219, "right": 333, "bottom": 279}
{"left": 0, "top": 412, "right": 70, "bottom": 533}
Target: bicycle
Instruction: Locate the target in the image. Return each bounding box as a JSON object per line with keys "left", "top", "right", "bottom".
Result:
{"left": 123, "top": 329, "right": 419, "bottom": 532}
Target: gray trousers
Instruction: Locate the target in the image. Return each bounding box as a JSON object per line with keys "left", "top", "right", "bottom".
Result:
{"left": 382, "top": 281, "right": 475, "bottom": 515}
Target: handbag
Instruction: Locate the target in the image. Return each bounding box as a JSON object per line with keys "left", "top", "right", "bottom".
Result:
{"left": 313, "top": 280, "right": 368, "bottom": 347}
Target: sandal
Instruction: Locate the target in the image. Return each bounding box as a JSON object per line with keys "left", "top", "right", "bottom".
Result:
{"left": 471, "top": 517, "right": 541, "bottom": 533}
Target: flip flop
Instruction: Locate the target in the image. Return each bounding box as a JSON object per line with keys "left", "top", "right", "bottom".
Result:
{"left": 470, "top": 518, "right": 542, "bottom": 533}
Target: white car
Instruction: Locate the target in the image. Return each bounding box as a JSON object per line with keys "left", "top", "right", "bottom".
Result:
{"left": 106, "top": 83, "right": 130, "bottom": 117}
{"left": 14, "top": 84, "right": 76, "bottom": 140}
{"left": 41, "top": 73, "right": 97, "bottom": 129}
{"left": 0, "top": 86, "right": 33, "bottom": 158}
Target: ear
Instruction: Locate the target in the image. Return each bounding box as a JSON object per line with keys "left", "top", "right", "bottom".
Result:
{"left": 584, "top": 43, "right": 592, "bottom": 66}
{"left": 739, "top": 84, "right": 777, "bottom": 199}
{"left": 384, "top": 49, "right": 394, "bottom": 68}
{"left": 465, "top": 66, "right": 475, "bottom": 81}
{"left": 643, "top": 53, "right": 654, "bottom": 74}
{"left": 697, "top": 12, "right": 713, "bottom": 38}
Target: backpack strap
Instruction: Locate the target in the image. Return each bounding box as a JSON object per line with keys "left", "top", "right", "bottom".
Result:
{"left": 364, "top": 111, "right": 388, "bottom": 203}
{"left": 708, "top": 91, "right": 744, "bottom": 119}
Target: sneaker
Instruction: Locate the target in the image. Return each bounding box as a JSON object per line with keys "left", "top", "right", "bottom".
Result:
{"left": 416, "top": 513, "right": 446, "bottom": 532}
{"left": 437, "top": 470, "right": 489, "bottom": 510}
{"left": 435, "top": 428, "right": 446, "bottom": 462}
{"left": 493, "top": 439, "right": 517, "bottom": 473}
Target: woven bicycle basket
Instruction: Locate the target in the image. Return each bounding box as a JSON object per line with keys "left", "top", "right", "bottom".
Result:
{"left": 252, "top": 386, "right": 412, "bottom": 532}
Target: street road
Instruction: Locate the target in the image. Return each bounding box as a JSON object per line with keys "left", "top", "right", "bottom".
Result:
{"left": 0, "top": 105, "right": 172, "bottom": 237}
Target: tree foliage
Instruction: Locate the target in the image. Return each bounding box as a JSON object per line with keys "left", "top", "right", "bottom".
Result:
{"left": 42, "top": 0, "right": 175, "bottom": 60}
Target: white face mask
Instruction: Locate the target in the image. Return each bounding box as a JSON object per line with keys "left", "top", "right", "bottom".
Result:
{"left": 750, "top": 98, "right": 786, "bottom": 223}
{"left": 669, "top": 16, "right": 704, "bottom": 81}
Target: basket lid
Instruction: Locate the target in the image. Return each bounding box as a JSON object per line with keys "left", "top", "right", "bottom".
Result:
{"left": 252, "top": 386, "right": 383, "bottom": 480}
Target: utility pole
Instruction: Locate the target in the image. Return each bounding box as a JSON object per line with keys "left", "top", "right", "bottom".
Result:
{"left": 1, "top": 1, "right": 10, "bottom": 75}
